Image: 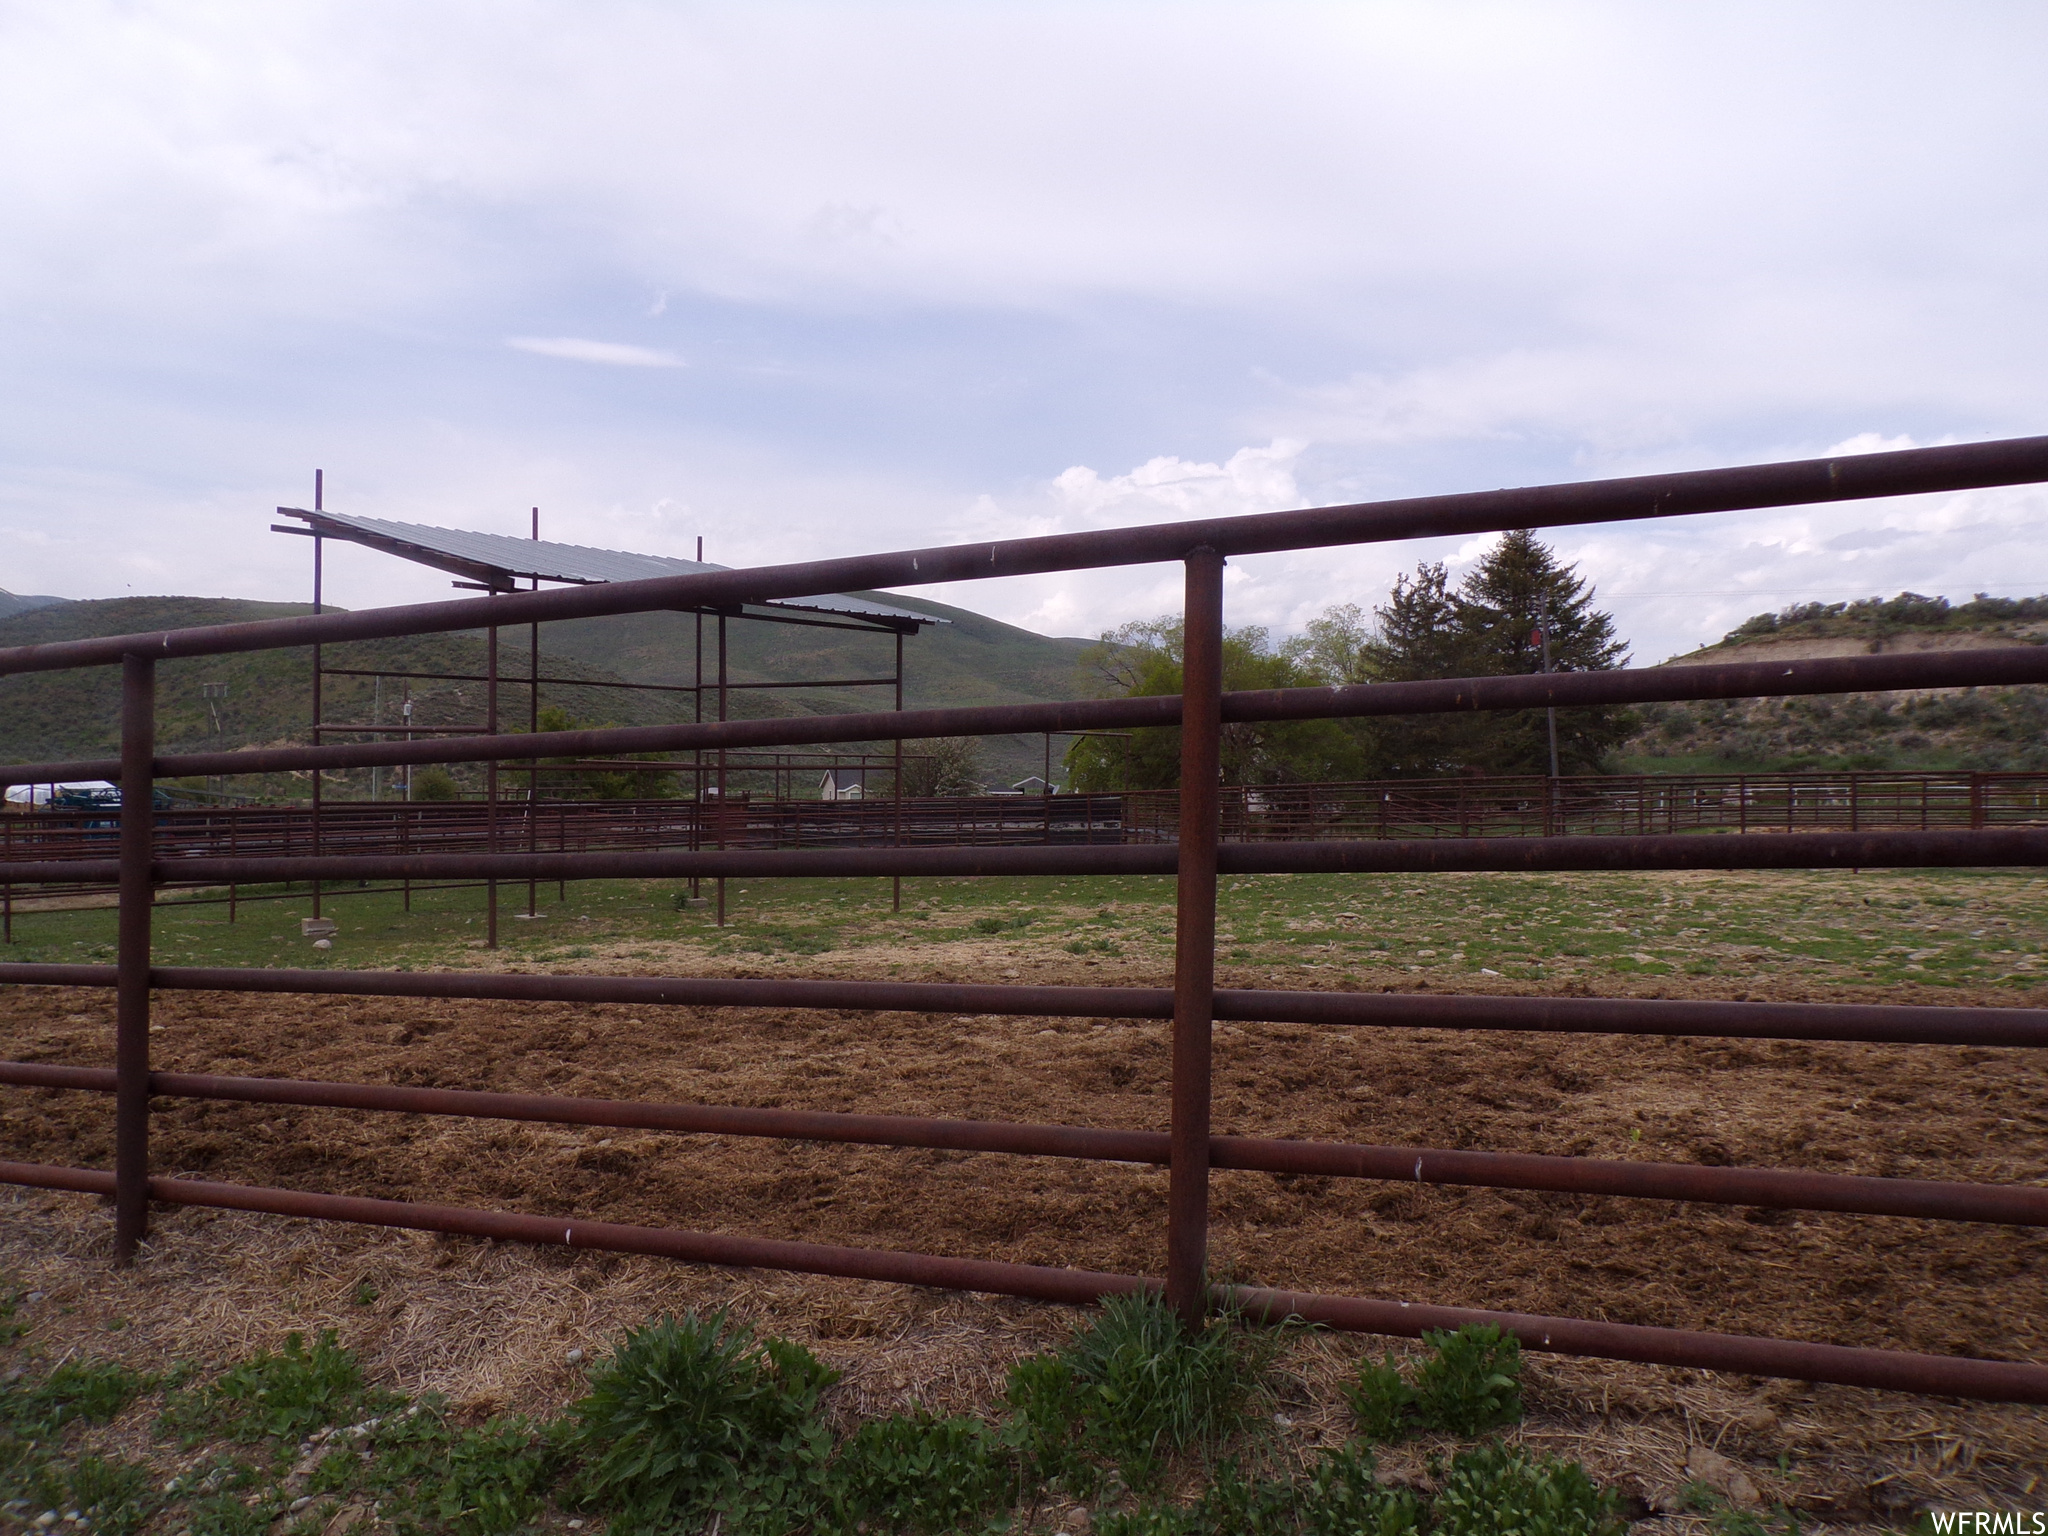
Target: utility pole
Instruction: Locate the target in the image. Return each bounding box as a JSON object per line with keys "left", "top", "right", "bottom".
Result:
{"left": 1538, "top": 612, "right": 1561, "bottom": 780}
{"left": 1533, "top": 609, "right": 1561, "bottom": 836}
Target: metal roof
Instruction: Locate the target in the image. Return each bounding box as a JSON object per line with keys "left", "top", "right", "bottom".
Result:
{"left": 277, "top": 509, "right": 939, "bottom": 627}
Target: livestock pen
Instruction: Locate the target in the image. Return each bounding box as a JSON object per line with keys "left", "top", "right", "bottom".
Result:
{"left": 3, "top": 436, "right": 2048, "bottom": 1404}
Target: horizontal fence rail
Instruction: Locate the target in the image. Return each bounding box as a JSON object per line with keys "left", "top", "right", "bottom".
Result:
{"left": 10, "top": 641, "right": 2048, "bottom": 785}
{"left": 5, "top": 965, "right": 2048, "bottom": 1047}
{"left": 3, "top": 1060, "right": 2042, "bottom": 1225}
{"left": 5, "top": 825, "right": 2048, "bottom": 888}
{"left": 5, "top": 1160, "right": 2038, "bottom": 1400}
{"left": 4, "top": 435, "right": 2048, "bottom": 1401}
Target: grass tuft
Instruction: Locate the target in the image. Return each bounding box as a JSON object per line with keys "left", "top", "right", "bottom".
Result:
{"left": 1012, "top": 1290, "right": 1274, "bottom": 1489}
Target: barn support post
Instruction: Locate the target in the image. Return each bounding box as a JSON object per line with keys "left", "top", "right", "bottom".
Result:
{"left": 114, "top": 653, "right": 156, "bottom": 1262}
{"left": 691, "top": 542, "right": 704, "bottom": 902}
{"left": 716, "top": 612, "right": 728, "bottom": 928}
{"left": 528, "top": 507, "right": 541, "bottom": 918}
{"left": 310, "top": 511, "right": 323, "bottom": 922}
{"left": 893, "top": 629, "right": 904, "bottom": 912}
{"left": 486, "top": 619, "right": 499, "bottom": 949}
{"left": 1167, "top": 547, "right": 1224, "bottom": 1327}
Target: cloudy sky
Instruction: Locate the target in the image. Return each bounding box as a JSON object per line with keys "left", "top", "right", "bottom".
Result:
{"left": 2, "top": 1, "right": 2045, "bottom": 661}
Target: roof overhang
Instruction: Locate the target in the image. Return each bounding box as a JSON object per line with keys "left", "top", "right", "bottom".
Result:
{"left": 274, "top": 508, "right": 942, "bottom": 631}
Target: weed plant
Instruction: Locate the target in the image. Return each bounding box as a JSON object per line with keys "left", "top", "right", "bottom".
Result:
{"left": 1, "top": 1358, "right": 159, "bottom": 1535}
{"left": 0, "top": 1291, "right": 1626, "bottom": 1536}
{"left": 829, "top": 1411, "right": 1016, "bottom": 1533}
{"left": 562, "top": 1309, "right": 838, "bottom": 1533}
{"left": 1098, "top": 1444, "right": 1423, "bottom": 1535}
{"left": 1431, "top": 1442, "right": 1625, "bottom": 1536}
{"left": 1683, "top": 1480, "right": 1805, "bottom": 1536}
{"left": 161, "top": 1328, "right": 390, "bottom": 1444}
{"left": 1345, "top": 1325, "right": 1522, "bottom": 1441}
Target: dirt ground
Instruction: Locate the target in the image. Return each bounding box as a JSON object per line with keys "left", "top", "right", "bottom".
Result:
{"left": 1, "top": 926, "right": 2045, "bottom": 1522}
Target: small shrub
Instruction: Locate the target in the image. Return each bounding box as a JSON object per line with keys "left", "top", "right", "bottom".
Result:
{"left": 1412, "top": 1324, "right": 1521, "bottom": 1435}
{"left": 412, "top": 768, "right": 460, "bottom": 801}
{"left": 971, "top": 916, "right": 1007, "bottom": 935}
{"left": 1344, "top": 1325, "right": 1522, "bottom": 1441}
{"left": 830, "top": 1412, "right": 1015, "bottom": 1533}
{"left": 1431, "top": 1442, "right": 1623, "bottom": 1536}
{"left": 1344, "top": 1355, "right": 1416, "bottom": 1443}
{"left": 563, "top": 1311, "right": 838, "bottom": 1532}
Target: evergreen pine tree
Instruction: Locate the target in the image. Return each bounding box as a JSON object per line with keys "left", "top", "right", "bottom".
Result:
{"left": 1360, "top": 531, "right": 1632, "bottom": 776}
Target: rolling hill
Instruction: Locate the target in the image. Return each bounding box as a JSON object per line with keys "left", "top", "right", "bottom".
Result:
{"left": 0, "top": 591, "right": 1102, "bottom": 794}
{"left": 1617, "top": 593, "right": 2048, "bottom": 773}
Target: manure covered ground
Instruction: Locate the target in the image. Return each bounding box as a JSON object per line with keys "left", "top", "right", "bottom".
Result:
{"left": 0, "top": 866, "right": 2043, "bottom": 1521}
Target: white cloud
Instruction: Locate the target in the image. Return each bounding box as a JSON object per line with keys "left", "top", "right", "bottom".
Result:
{"left": 505, "top": 337, "right": 683, "bottom": 368}
{"left": 0, "top": 0, "right": 2044, "bottom": 675}
{"left": 1824, "top": 431, "right": 1919, "bottom": 456}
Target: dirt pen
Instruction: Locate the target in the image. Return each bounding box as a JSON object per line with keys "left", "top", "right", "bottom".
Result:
{"left": 3, "top": 438, "right": 2048, "bottom": 1442}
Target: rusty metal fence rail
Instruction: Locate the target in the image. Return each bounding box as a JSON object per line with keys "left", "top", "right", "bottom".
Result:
{"left": 1119, "top": 768, "right": 2048, "bottom": 842}
{"left": 3, "top": 436, "right": 2048, "bottom": 1402}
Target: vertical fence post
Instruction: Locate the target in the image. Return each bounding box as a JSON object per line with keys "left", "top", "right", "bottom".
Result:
{"left": 115, "top": 654, "right": 155, "bottom": 1262}
{"left": 1168, "top": 547, "right": 1224, "bottom": 1327}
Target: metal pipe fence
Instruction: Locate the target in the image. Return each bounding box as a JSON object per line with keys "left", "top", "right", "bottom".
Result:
{"left": 2, "top": 434, "right": 2048, "bottom": 1402}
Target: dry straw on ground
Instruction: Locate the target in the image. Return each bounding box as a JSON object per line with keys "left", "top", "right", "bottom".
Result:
{"left": 1, "top": 941, "right": 2043, "bottom": 1522}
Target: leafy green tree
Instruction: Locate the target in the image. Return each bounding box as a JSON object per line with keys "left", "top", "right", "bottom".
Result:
{"left": 897, "top": 736, "right": 984, "bottom": 797}
{"left": 1064, "top": 617, "right": 1364, "bottom": 790}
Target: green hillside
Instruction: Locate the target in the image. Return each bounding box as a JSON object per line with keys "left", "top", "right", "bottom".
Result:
{"left": 0, "top": 598, "right": 665, "bottom": 794}
{"left": 537, "top": 590, "right": 1098, "bottom": 786}
{"left": 0, "top": 590, "right": 1100, "bottom": 794}
{"left": 0, "top": 590, "right": 66, "bottom": 621}
{"left": 1618, "top": 592, "right": 2048, "bottom": 774}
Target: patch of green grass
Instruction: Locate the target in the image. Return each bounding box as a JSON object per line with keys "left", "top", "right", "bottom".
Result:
{"left": 162, "top": 1328, "right": 389, "bottom": 1445}
{"left": 1064, "top": 936, "right": 1123, "bottom": 955}
{"left": 730, "top": 924, "right": 837, "bottom": 956}
{"left": 0, "top": 1293, "right": 1636, "bottom": 1536}
{"left": 357, "top": 1407, "right": 557, "bottom": 1535}
{"left": 1682, "top": 1480, "right": 1805, "bottom": 1536}
{"left": 10, "top": 1357, "right": 151, "bottom": 1433}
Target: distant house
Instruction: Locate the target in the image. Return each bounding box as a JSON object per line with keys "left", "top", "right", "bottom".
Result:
{"left": 819, "top": 768, "right": 867, "bottom": 801}
{"left": 1009, "top": 775, "right": 1054, "bottom": 795}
